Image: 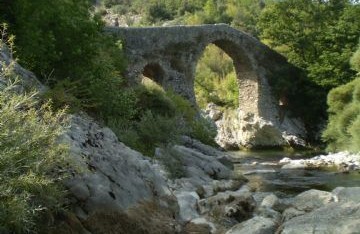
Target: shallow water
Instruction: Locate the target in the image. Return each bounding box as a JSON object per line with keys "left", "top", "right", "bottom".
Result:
{"left": 231, "top": 150, "right": 360, "bottom": 197}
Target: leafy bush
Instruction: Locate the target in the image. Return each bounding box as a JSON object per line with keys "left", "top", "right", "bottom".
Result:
{"left": 146, "top": 2, "right": 174, "bottom": 23}
{"left": 323, "top": 44, "right": 360, "bottom": 152}
{"left": 189, "top": 116, "right": 217, "bottom": 147}
{"left": 0, "top": 82, "right": 69, "bottom": 233}
{"left": 0, "top": 32, "right": 70, "bottom": 233}
{"left": 134, "top": 83, "right": 176, "bottom": 119}
{"left": 2, "top": 1, "right": 137, "bottom": 127}
{"left": 323, "top": 78, "right": 360, "bottom": 152}
{"left": 113, "top": 79, "right": 217, "bottom": 155}
{"left": 322, "top": 78, "right": 360, "bottom": 152}
{"left": 166, "top": 90, "right": 196, "bottom": 122}
{"left": 118, "top": 110, "right": 187, "bottom": 156}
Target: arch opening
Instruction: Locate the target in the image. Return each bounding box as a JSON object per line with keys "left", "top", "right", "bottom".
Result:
{"left": 141, "top": 63, "right": 165, "bottom": 88}
{"left": 194, "top": 43, "right": 239, "bottom": 109}
{"left": 194, "top": 39, "right": 260, "bottom": 119}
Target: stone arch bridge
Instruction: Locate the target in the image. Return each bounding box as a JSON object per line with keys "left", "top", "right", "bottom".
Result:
{"left": 106, "top": 24, "right": 306, "bottom": 148}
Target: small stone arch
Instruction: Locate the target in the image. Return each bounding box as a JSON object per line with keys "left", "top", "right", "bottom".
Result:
{"left": 142, "top": 63, "right": 165, "bottom": 86}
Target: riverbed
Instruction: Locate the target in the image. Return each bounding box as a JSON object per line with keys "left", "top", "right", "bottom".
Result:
{"left": 231, "top": 150, "right": 360, "bottom": 197}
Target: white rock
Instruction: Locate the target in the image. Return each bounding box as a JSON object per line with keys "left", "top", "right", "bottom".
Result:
{"left": 291, "top": 189, "right": 333, "bottom": 212}
{"left": 332, "top": 187, "right": 360, "bottom": 203}
{"left": 175, "top": 191, "right": 200, "bottom": 221}
{"left": 260, "top": 194, "right": 279, "bottom": 209}
{"left": 280, "top": 151, "right": 360, "bottom": 172}
{"left": 63, "top": 114, "right": 172, "bottom": 213}
{"left": 225, "top": 216, "right": 277, "bottom": 234}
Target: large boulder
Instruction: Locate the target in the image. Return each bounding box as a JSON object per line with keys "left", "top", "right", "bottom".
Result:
{"left": 280, "top": 187, "right": 360, "bottom": 233}
{"left": 280, "top": 201, "right": 360, "bottom": 234}
{"left": 332, "top": 187, "right": 360, "bottom": 203}
{"left": 225, "top": 216, "right": 277, "bottom": 234}
{"left": 175, "top": 191, "right": 200, "bottom": 221}
{"left": 63, "top": 114, "right": 172, "bottom": 215}
{"left": 290, "top": 189, "right": 334, "bottom": 212}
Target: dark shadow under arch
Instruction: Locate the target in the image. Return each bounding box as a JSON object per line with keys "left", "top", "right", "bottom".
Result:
{"left": 142, "top": 63, "right": 165, "bottom": 86}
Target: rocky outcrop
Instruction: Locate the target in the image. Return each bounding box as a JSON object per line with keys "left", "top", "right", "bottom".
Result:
{"left": 220, "top": 187, "right": 360, "bottom": 234}
{"left": 226, "top": 216, "right": 277, "bottom": 234}
{"left": 279, "top": 187, "right": 360, "bottom": 234}
{"left": 62, "top": 114, "right": 173, "bottom": 216}
{"left": 1, "top": 45, "right": 253, "bottom": 232}
{"left": 242, "top": 187, "right": 360, "bottom": 234}
{"left": 154, "top": 143, "right": 251, "bottom": 232}
{"left": 61, "top": 114, "right": 253, "bottom": 233}
{"left": 205, "top": 104, "right": 307, "bottom": 150}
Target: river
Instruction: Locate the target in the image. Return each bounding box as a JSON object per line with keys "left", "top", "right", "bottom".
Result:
{"left": 230, "top": 150, "right": 360, "bottom": 198}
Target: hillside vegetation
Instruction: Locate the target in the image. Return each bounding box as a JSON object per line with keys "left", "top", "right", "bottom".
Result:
{"left": 0, "top": 37, "right": 69, "bottom": 233}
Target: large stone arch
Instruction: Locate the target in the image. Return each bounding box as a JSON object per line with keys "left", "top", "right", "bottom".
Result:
{"left": 192, "top": 38, "right": 261, "bottom": 119}
{"left": 105, "top": 24, "right": 307, "bottom": 148}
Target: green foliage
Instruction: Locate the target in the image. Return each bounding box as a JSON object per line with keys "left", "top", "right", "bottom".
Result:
{"left": 323, "top": 44, "right": 360, "bottom": 152}
{"left": 117, "top": 110, "right": 187, "bottom": 156}
{"left": 6, "top": 0, "right": 101, "bottom": 80}
{"left": 0, "top": 80, "right": 69, "bottom": 232}
{"left": 323, "top": 44, "right": 360, "bottom": 151}
{"left": 166, "top": 90, "right": 197, "bottom": 123}
{"left": 146, "top": 2, "right": 174, "bottom": 22}
{"left": 43, "top": 79, "right": 86, "bottom": 113}
{"left": 103, "top": 0, "right": 266, "bottom": 32}
{"left": 134, "top": 81, "right": 176, "bottom": 118}
{"left": 350, "top": 41, "right": 360, "bottom": 72}
{"left": 189, "top": 116, "right": 217, "bottom": 147}
{"left": 257, "top": 0, "right": 360, "bottom": 90}
{"left": 323, "top": 78, "right": 360, "bottom": 152}
{"left": 110, "top": 80, "right": 190, "bottom": 156}
{"left": 1, "top": 1, "right": 137, "bottom": 128}
{"left": 226, "top": 0, "right": 265, "bottom": 37}
{"left": 112, "top": 78, "right": 216, "bottom": 155}
{"left": 195, "top": 44, "right": 239, "bottom": 108}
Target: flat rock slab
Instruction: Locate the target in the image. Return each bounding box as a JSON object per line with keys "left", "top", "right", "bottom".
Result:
{"left": 280, "top": 201, "right": 360, "bottom": 234}
{"left": 225, "top": 216, "right": 277, "bottom": 234}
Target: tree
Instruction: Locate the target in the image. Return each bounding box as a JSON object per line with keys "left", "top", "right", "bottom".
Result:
{"left": 323, "top": 42, "right": 360, "bottom": 152}
{"left": 6, "top": 0, "right": 102, "bottom": 81}
{"left": 227, "top": 0, "right": 265, "bottom": 37}
{"left": 257, "top": 0, "right": 360, "bottom": 90}
{"left": 1, "top": 0, "right": 136, "bottom": 125}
